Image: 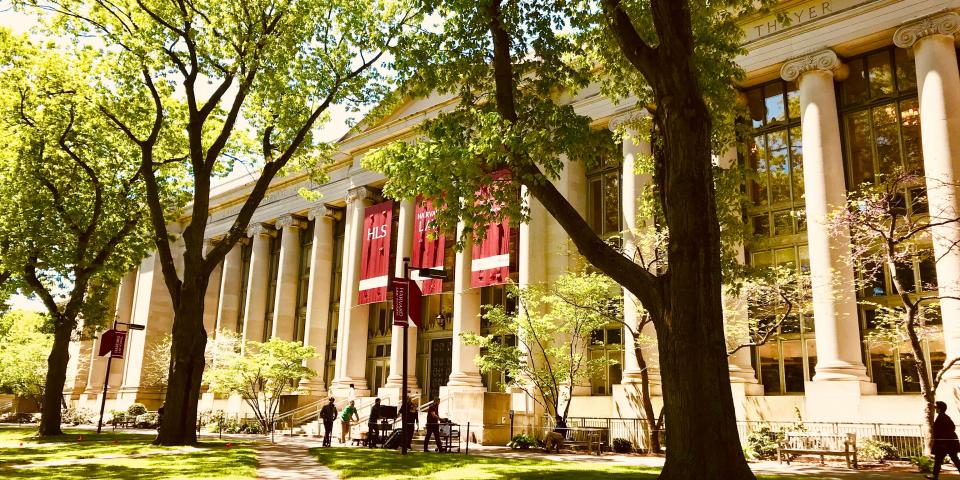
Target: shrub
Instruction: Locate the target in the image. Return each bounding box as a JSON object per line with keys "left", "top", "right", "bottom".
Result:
{"left": 134, "top": 412, "right": 160, "bottom": 429}
{"left": 910, "top": 455, "right": 934, "bottom": 473}
{"left": 212, "top": 417, "right": 264, "bottom": 434}
{"left": 126, "top": 403, "right": 147, "bottom": 416}
{"left": 612, "top": 437, "right": 633, "bottom": 454}
{"left": 61, "top": 406, "right": 94, "bottom": 425}
{"left": 745, "top": 425, "right": 781, "bottom": 460}
{"left": 859, "top": 439, "right": 898, "bottom": 463}
{"left": 508, "top": 433, "right": 536, "bottom": 449}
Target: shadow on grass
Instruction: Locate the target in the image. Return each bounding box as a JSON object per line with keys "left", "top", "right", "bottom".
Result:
{"left": 0, "top": 447, "right": 257, "bottom": 479}
{"left": 312, "top": 447, "right": 660, "bottom": 479}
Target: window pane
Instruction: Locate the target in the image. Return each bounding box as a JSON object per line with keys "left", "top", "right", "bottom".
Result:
{"left": 747, "top": 87, "right": 765, "bottom": 129}
{"left": 798, "top": 245, "right": 810, "bottom": 273}
{"left": 783, "top": 340, "right": 805, "bottom": 393}
{"left": 750, "top": 135, "right": 769, "bottom": 206}
{"left": 873, "top": 105, "right": 902, "bottom": 176}
{"left": 863, "top": 307, "right": 880, "bottom": 329}
{"left": 786, "top": 82, "right": 800, "bottom": 120}
{"left": 895, "top": 47, "right": 917, "bottom": 92}
{"left": 900, "top": 347, "right": 921, "bottom": 393}
{"left": 806, "top": 338, "right": 817, "bottom": 380}
{"left": 846, "top": 110, "right": 874, "bottom": 185}
{"left": 919, "top": 254, "right": 938, "bottom": 290}
{"left": 753, "top": 250, "right": 773, "bottom": 268}
{"left": 603, "top": 171, "right": 621, "bottom": 235}
{"left": 752, "top": 214, "right": 770, "bottom": 237}
{"left": 893, "top": 262, "right": 916, "bottom": 293}
{"left": 589, "top": 178, "right": 602, "bottom": 233}
{"left": 900, "top": 98, "right": 923, "bottom": 174}
{"left": 775, "top": 247, "right": 797, "bottom": 269}
{"left": 930, "top": 338, "right": 946, "bottom": 381}
{"left": 843, "top": 58, "right": 869, "bottom": 106}
{"left": 758, "top": 343, "right": 782, "bottom": 394}
{"left": 764, "top": 82, "right": 786, "bottom": 124}
{"left": 606, "top": 328, "right": 622, "bottom": 345}
{"left": 767, "top": 131, "right": 791, "bottom": 203}
{"left": 870, "top": 344, "right": 898, "bottom": 393}
{"left": 862, "top": 261, "right": 887, "bottom": 297}
{"left": 773, "top": 211, "right": 794, "bottom": 237}
{"left": 867, "top": 51, "right": 895, "bottom": 98}
{"left": 789, "top": 126, "right": 804, "bottom": 201}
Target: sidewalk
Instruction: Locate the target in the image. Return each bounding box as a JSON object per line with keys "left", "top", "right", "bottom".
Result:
{"left": 256, "top": 437, "right": 339, "bottom": 480}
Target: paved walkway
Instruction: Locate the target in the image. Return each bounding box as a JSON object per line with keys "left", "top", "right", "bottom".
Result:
{"left": 256, "top": 436, "right": 339, "bottom": 480}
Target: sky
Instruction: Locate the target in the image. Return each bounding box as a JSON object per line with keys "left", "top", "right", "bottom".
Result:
{"left": 0, "top": 5, "right": 367, "bottom": 312}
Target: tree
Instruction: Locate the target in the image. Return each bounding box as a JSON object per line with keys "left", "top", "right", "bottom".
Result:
{"left": 0, "top": 30, "right": 159, "bottom": 436}
{"left": 366, "top": 1, "right": 769, "bottom": 476}
{"left": 204, "top": 338, "right": 316, "bottom": 433}
{"left": 828, "top": 170, "right": 960, "bottom": 454}
{"left": 0, "top": 310, "right": 52, "bottom": 409}
{"left": 463, "top": 273, "right": 617, "bottom": 422}
{"left": 21, "top": 0, "right": 424, "bottom": 444}
{"left": 725, "top": 265, "right": 811, "bottom": 357}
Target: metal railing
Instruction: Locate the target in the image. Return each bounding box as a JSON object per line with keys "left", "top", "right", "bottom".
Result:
{"left": 737, "top": 420, "right": 926, "bottom": 459}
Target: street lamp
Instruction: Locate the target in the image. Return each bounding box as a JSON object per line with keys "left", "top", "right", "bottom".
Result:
{"left": 96, "top": 320, "right": 145, "bottom": 434}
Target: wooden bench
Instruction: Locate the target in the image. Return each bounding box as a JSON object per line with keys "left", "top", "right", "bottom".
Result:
{"left": 777, "top": 432, "right": 858, "bottom": 469}
{"left": 543, "top": 427, "right": 605, "bottom": 456}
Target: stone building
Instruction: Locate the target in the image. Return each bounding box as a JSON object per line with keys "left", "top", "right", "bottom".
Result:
{"left": 62, "top": 0, "right": 960, "bottom": 445}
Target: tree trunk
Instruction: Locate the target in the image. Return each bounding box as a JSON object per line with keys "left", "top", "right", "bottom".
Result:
{"left": 38, "top": 318, "right": 72, "bottom": 436}
{"left": 635, "top": 345, "right": 662, "bottom": 454}
{"left": 155, "top": 283, "right": 208, "bottom": 445}
{"left": 654, "top": 76, "right": 754, "bottom": 478}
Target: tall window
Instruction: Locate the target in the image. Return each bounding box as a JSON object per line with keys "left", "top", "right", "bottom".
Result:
{"left": 744, "top": 80, "right": 811, "bottom": 394}
{"left": 263, "top": 230, "right": 282, "bottom": 341}
{"left": 589, "top": 326, "right": 623, "bottom": 396}
{"left": 236, "top": 241, "right": 252, "bottom": 333}
{"left": 586, "top": 154, "right": 622, "bottom": 237}
{"left": 840, "top": 46, "right": 937, "bottom": 394}
{"left": 294, "top": 220, "right": 315, "bottom": 343}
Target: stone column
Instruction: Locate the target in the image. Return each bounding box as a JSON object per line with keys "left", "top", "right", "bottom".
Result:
{"left": 895, "top": 12, "right": 960, "bottom": 379}
{"left": 331, "top": 186, "right": 375, "bottom": 396}
{"left": 216, "top": 241, "right": 245, "bottom": 333}
{"left": 300, "top": 205, "right": 338, "bottom": 395}
{"left": 202, "top": 239, "right": 222, "bottom": 335}
{"left": 271, "top": 214, "right": 306, "bottom": 341}
{"left": 241, "top": 223, "right": 276, "bottom": 346}
{"left": 447, "top": 222, "right": 484, "bottom": 389}
{"left": 106, "top": 269, "right": 138, "bottom": 390}
{"left": 781, "top": 50, "right": 872, "bottom": 399}
{"left": 616, "top": 120, "right": 661, "bottom": 391}
{"left": 385, "top": 199, "right": 420, "bottom": 397}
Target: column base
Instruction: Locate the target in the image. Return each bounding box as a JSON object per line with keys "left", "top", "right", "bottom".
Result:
{"left": 803, "top": 380, "right": 877, "bottom": 422}
{"left": 376, "top": 385, "right": 422, "bottom": 406}
{"left": 446, "top": 372, "right": 484, "bottom": 388}
{"left": 329, "top": 379, "right": 370, "bottom": 399}
{"left": 620, "top": 372, "right": 662, "bottom": 396}
{"left": 812, "top": 361, "right": 871, "bottom": 383}
{"left": 439, "top": 385, "right": 507, "bottom": 445}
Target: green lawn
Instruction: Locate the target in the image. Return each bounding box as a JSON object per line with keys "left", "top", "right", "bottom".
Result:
{"left": 0, "top": 427, "right": 257, "bottom": 479}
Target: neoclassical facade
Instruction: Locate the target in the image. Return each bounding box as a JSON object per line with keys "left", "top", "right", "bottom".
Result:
{"left": 62, "top": 0, "right": 960, "bottom": 444}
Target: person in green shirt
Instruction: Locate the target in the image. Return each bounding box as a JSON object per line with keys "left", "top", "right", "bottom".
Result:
{"left": 340, "top": 400, "right": 359, "bottom": 444}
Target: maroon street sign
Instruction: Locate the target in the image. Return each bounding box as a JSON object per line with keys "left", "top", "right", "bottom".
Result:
{"left": 392, "top": 278, "right": 409, "bottom": 326}
{"left": 97, "top": 329, "right": 128, "bottom": 358}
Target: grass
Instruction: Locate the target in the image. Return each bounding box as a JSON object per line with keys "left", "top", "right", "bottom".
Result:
{"left": 311, "top": 447, "right": 846, "bottom": 479}
{"left": 312, "top": 447, "right": 661, "bottom": 479}
{"left": 0, "top": 426, "right": 258, "bottom": 479}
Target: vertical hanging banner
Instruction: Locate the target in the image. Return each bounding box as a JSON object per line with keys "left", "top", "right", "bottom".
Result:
{"left": 410, "top": 195, "right": 445, "bottom": 295}
{"left": 97, "top": 329, "right": 128, "bottom": 358}
{"left": 471, "top": 171, "right": 512, "bottom": 288}
{"left": 358, "top": 200, "right": 394, "bottom": 304}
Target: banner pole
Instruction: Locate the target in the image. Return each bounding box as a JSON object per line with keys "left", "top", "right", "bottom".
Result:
{"left": 96, "top": 319, "right": 118, "bottom": 434}
{"left": 401, "top": 257, "right": 410, "bottom": 456}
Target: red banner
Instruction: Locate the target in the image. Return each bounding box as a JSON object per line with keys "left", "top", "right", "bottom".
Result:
{"left": 392, "top": 278, "right": 409, "bottom": 326}
{"left": 471, "top": 171, "right": 512, "bottom": 288}
{"left": 98, "top": 329, "right": 128, "bottom": 358}
{"left": 410, "top": 196, "right": 445, "bottom": 295}
{"left": 358, "top": 200, "right": 394, "bottom": 305}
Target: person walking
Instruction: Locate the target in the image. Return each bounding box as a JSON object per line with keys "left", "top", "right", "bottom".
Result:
{"left": 319, "top": 397, "right": 338, "bottom": 447}
{"left": 400, "top": 399, "right": 418, "bottom": 450}
{"left": 423, "top": 397, "right": 443, "bottom": 453}
{"left": 930, "top": 401, "right": 960, "bottom": 479}
{"left": 367, "top": 398, "right": 382, "bottom": 448}
{"left": 340, "top": 400, "right": 359, "bottom": 444}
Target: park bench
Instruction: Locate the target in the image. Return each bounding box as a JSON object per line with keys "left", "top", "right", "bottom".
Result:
{"left": 776, "top": 431, "right": 858, "bottom": 469}
{"left": 543, "top": 427, "right": 605, "bottom": 455}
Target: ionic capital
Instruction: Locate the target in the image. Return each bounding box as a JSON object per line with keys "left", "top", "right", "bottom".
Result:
{"left": 275, "top": 214, "right": 306, "bottom": 230}
{"left": 346, "top": 186, "right": 377, "bottom": 205}
{"left": 607, "top": 109, "right": 647, "bottom": 132}
{"left": 246, "top": 222, "right": 276, "bottom": 238}
{"left": 780, "top": 49, "right": 843, "bottom": 82}
{"left": 894, "top": 11, "right": 960, "bottom": 49}
{"left": 307, "top": 204, "right": 341, "bottom": 221}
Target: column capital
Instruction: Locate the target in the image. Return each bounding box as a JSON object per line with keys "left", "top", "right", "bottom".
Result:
{"left": 307, "top": 204, "right": 342, "bottom": 221}
{"left": 894, "top": 11, "right": 960, "bottom": 49}
{"left": 246, "top": 222, "right": 276, "bottom": 238}
{"left": 780, "top": 49, "right": 843, "bottom": 82}
{"left": 607, "top": 109, "right": 646, "bottom": 132}
{"left": 275, "top": 214, "right": 306, "bottom": 230}
{"left": 345, "top": 186, "right": 377, "bottom": 205}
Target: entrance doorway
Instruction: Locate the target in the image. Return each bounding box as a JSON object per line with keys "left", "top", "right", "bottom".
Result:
{"left": 429, "top": 338, "right": 452, "bottom": 400}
